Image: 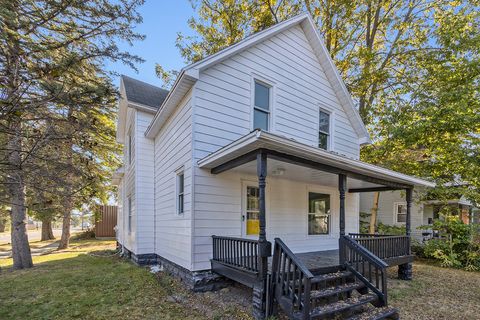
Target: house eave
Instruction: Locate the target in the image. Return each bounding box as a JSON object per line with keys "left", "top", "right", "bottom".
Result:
{"left": 144, "top": 69, "right": 198, "bottom": 138}
{"left": 198, "top": 130, "right": 435, "bottom": 188}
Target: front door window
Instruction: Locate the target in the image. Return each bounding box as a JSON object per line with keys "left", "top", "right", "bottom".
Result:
{"left": 308, "top": 192, "right": 330, "bottom": 235}
{"left": 246, "top": 186, "right": 260, "bottom": 235}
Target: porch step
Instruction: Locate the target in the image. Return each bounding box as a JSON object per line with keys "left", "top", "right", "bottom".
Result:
{"left": 310, "top": 282, "right": 365, "bottom": 300}
{"left": 346, "top": 306, "right": 399, "bottom": 320}
{"left": 306, "top": 293, "right": 378, "bottom": 319}
{"left": 311, "top": 270, "right": 353, "bottom": 284}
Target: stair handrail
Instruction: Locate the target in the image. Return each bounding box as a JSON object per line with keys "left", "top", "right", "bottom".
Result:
{"left": 270, "top": 238, "right": 314, "bottom": 319}
{"left": 340, "top": 235, "right": 389, "bottom": 306}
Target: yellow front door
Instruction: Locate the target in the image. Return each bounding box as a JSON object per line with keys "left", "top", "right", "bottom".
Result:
{"left": 246, "top": 186, "right": 260, "bottom": 236}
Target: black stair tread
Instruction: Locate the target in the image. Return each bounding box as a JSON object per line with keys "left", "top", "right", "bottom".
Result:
{"left": 310, "top": 282, "right": 365, "bottom": 299}
{"left": 346, "top": 307, "right": 399, "bottom": 320}
{"left": 311, "top": 270, "right": 353, "bottom": 284}
{"left": 307, "top": 293, "right": 378, "bottom": 318}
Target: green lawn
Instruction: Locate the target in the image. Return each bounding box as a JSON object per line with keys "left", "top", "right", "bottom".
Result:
{"left": 0, "top": 239, "right": 252, "bottom": 320}
{"left": 1, "top": 239, "right": 479, "bottom": 320}
{"left": 388, "top": 260, "right": 480, "bottom": 320}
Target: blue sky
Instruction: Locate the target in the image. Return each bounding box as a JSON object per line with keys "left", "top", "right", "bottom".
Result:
{"left": 106, "top": 0, "right": 195, "bottom": 87}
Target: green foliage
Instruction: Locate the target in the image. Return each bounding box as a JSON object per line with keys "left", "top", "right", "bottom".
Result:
{"left": 359, "top": 212, "right": 406, "bottom": 235}
{"left": 421, "top": 216, "right": 480, "bottom": 270}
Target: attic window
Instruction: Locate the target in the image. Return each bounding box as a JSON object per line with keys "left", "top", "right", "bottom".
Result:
{"left": 318, "top": 110, "right": 330, "bottom": 150}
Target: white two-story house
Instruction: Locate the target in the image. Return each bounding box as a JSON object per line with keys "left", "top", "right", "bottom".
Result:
{"left": 113, "top": 13, "right": 434, "bottom": 320}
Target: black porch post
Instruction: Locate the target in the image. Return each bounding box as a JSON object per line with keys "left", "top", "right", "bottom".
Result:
{"left": 398, "top": 187, "right": 413, "bottom": 280}
{"left": 253, "top": 152, "right": 271, "bottom": 320}
{"left": 338, "top": 174, "right": 347, "bottom": 264}
{"left": 257, "top": 152, "right": 270, "bottom": 279}
{"left": 338, "top": 174, "right": 347, "bottom": 236}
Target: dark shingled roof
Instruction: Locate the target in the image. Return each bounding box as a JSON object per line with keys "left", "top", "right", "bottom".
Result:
{"left": 121, "top": 75, "right": 169, "bottom": 109}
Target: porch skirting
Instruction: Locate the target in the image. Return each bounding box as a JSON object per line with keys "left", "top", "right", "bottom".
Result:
{"left": 118, "top": 243, "right": 231, "bottom": 292}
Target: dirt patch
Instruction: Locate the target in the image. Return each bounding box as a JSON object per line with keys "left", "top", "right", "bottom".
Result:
{"left": 155, "top": 271, "right": 254, "bottom": 320}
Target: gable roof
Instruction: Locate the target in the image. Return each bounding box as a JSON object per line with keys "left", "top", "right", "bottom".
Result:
{"left": 145, "top": 13, "right": 371, "bottom": 144}
{"left": 121, "top": 75, "right": 169, "bottom": 109}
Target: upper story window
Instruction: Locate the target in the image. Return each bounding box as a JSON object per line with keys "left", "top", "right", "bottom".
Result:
{"left": 318, "top": 110, "right": 330, "bottom": 150}
{"left": 253, "top": 81, "right": 270, "bottom": 131}
{"left": 177, "top": 171, "right": 185, "bottom": 215}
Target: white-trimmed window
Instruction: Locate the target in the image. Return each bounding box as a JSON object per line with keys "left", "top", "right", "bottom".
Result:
{"left": 253, "top": 80, "right": 271, "bottom": 131}
{"left": 128, "top": 129, "right": 133, "bottom": 164}
{"left": 318, "top": 109, "right": 330, "bottom": 150}
{"left": 308, "top": 192, "right": 331, "bottom": 235}
{"left": 394, "top": 202, "right": 407, "bottom": 223}
{"left": 127, "top": 196, "right": 132, "bottom": 233}
{"left": 176, "top": 171, "right": 185, "bottom": 214}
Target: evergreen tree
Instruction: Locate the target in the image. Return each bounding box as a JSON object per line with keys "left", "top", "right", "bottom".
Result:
{"left": 0, "top": 0, "right": 144, "bottom": 269}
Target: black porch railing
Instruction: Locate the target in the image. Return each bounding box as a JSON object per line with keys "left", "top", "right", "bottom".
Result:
{"left": 340, "top": 235, "right": 389, "bottom": 306}
{"left": 349, "top": 233, "right": 411, "bottom": 261}
{"left": 271, "top": 238, "right": 314, "bottom": 320}
{"left": 212, "top": 235, "right": 259, "bottom": 272}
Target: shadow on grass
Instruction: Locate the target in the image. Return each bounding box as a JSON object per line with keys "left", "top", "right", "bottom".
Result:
{"left": 0, "top": 245, "right": 253, "bottom": 320}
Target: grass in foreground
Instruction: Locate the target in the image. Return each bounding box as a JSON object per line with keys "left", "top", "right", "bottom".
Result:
{"left": 0, "top": 239, "right": 252, "bottom": 320}
{"left": 388, "top": 260, "right": 480, "bottom": 320}
{"left": 2, "top": 239, "right": 480, "bottom": 320}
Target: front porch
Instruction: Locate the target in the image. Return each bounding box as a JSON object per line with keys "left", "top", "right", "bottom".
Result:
{"left": 199, "top": 130, "right": 434, "bottom": 319}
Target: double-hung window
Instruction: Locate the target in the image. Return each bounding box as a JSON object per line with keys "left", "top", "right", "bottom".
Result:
{"left": 308, "top": 192, "right": 330, "bottom": 235}
{"left": 128, "top": 131, "right": 133, "bottom": 164}
{"left": 177, "top": 171, "right": 184, "bottom": 214}
{"left": 127, "top": 196, "right": 132, "bottom": 233}
{"left": 253, "top": 81, "right": 270, "bottom": 131}
{"left": 395, "top": 203, "right": 407, "bottom": 223}
{"left": 319, "top": 110, "right": 330, "bottom": 150}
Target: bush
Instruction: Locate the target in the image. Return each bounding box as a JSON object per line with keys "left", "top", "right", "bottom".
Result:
{"left": 421, "top": 216, "right": 480, "bottom": 271}
{"left": 72, "top": 230, "right": 96, "bottom": 240}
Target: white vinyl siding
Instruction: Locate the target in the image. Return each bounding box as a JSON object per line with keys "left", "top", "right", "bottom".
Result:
{"left": 193, "top": 25, "right": 359, "bottom": 161}
{"left": 154, "top": 91, "right": 193, "bottom": 270}
{"left": 191, "top": 24, "right": 362, "bottom": 271}
{"left": 134, "top": 111, "right": 156, "bottom": 254}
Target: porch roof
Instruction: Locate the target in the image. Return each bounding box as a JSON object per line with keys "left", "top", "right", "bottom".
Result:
{"left": 197, "top": 130, "right": 435, "bottom": 189}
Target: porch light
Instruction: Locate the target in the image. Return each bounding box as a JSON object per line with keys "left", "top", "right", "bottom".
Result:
{"left": 271, "top": 168, "right": 286, "bottom": 176}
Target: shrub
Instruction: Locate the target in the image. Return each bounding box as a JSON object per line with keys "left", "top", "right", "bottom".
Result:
{"left": 421, "top": 216, "right": 480, "bottom": 271}
{"left": 72, "top": 230, "right": 96, "bottom": 240}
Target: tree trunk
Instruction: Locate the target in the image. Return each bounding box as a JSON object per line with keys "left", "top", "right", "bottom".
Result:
{"left": 58, "top": 202, "right": 72, "bottom": 249}
{"left": 0, "top": 220, "right": 5, "bottom": 233}
{"left": 369, "top": 192, "right": 380, "bottom": 234}
{"left": 41, "top": 219, "right": 55, "bottom": 241}
{"left": 58, "top": 116, "right": 74, "bottom": 250}
{"left": 8, "top": 121, "right": 33, "bottom": 269}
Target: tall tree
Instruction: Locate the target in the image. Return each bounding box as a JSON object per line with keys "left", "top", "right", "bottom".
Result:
{"left": 159, "top": 0, "right": 445, "bottom": 123}
{"left": 165, "top": 0, "right": 479, "bottom": 204}
{"left": 362, "top": 2, "right": 480, "bottom": 204}
{"left": 0, "top": 0, "right": 144, "bottom": 269}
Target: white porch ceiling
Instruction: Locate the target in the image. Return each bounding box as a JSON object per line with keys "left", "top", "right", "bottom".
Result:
{"left": 232, "top": 158, "right": 383, "bottom": 190}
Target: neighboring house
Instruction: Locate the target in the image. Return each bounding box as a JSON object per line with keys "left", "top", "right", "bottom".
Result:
{"left": 360, "top": 191, "right": 476, "bottom": 241}
{"left": 113, "top": 13, "right": 434, "bottom": 320}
